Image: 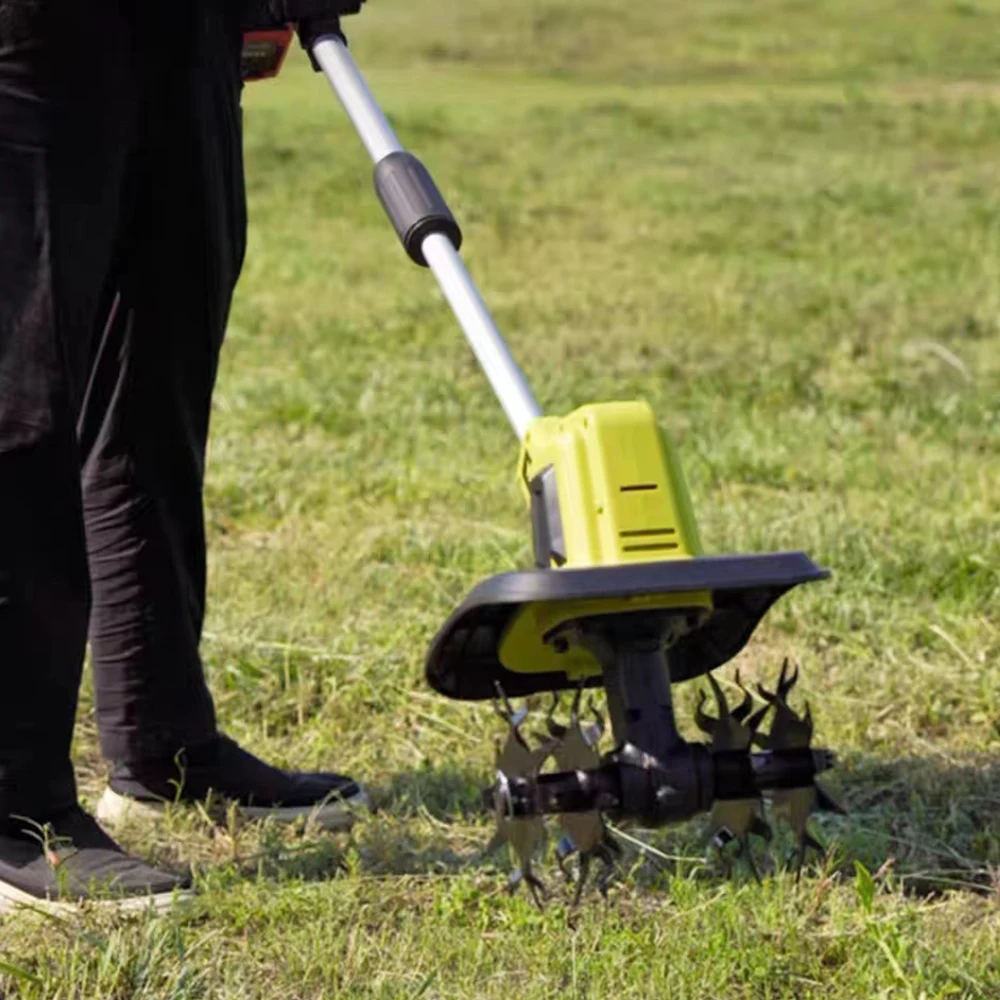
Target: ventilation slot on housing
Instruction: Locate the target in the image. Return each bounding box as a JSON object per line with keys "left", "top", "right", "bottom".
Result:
{"left": 619, "top": 526, "right": 678, "bottom": 554}
{"left": 619, "top": 483, "right": 659, "bottom": 493}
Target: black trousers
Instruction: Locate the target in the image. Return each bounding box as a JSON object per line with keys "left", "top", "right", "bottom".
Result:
{"left": 0, "top": 2, "right": 247, "bottom": 818}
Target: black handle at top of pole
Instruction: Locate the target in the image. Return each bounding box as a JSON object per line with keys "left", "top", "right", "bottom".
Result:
{"left": 297, "top": 16, "right": 346, "bottom": 65}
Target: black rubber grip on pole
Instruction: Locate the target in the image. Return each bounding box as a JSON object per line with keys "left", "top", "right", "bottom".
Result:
{"left": 373, "top": 151, "right": 463, "bottom": 266}
{"left": 297, "top": 16, "right": 346, "bottom": 68}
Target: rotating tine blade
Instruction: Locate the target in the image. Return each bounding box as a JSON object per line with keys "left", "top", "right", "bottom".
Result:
{"left": 583, "top": 695, "right": 604, "bottom": 750}
{"left": 548, "top": 684, "right": 619, "bottom": 906}
{"left": 544, "top": 692, "right": 567, "bottom": 741}
{"left": 756, "top": 660, "right": 844, "bottom": 877}
{"left": 698, "top": 670, "right": 771, "bottom": 879}
{"left": 487, "top": 682, "right": 554, "bottom": 907}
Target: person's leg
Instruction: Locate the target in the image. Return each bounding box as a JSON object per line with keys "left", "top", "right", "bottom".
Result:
{"left": 76, "top": 16, "right": 241, "bottom": 765}
{"left": 0, "top": 3, "right": 190, "bottom": 910}
{"left": 85, "top": 5, "right": 367, "bottom": 829}
{"left": 0, "top": 0, "right": 134, "bottom": 823}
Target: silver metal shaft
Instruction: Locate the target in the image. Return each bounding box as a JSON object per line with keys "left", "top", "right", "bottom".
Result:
{"left": 311, "top": 34, "right": 543, "bottom": 440}
{"left": 419, "top": 234, "right": 542, "bottom": 439}
{"left": 311, "top": 35, "right": 403, "bottom": 163}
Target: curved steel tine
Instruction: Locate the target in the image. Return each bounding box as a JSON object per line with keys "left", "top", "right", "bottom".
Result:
{"left": 776, "top": 658, "right": 790, "bottom": 691}
{"left": 506, "top": 725, "right": 531, "bottom": 753}
{"left": 746, "top": 701, "right": 770, "bottom": 735}
{"left": 756, "top": 679, "right": 776, "bottom": 704}
{"left": 706, "top": 671, "right": 730, "bottom": 720}
{"left": 694, "top": 689, "right": 716, "bottom": 736}
{"left": 493, "top": 682, "right": 532, "bottom": 750}
{"left": 586, "top": 696, "right": 604, "bottom": 737}
{"left": 778, "top": 658, "right": 799, "bottom": 700}
{"left": 570, "top": 682, "right": 584, "bottom": 724}
{"left": 493, "top": 681, "right": 515, "bottom": 722}
{"left": 732, "top": 669, "right": 754, "bottom": 723}
{"left": 546, "top": 692, "right": 565, "bottom": 738}
{"left": 750, "top": 815, "right": 773, "bottom": 843}
{"left": 758, "top": 659, "right": 797, "bottom": 706}
{"left": 524, "top": 870, "right": 547, "bottom": 910}
{"left": 817, "top": 785, "right": 846, "bottom": 815}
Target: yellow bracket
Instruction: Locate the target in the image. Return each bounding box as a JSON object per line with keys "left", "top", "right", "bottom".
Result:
{"left": 499, "top": 592, "right": 712, "bottom": 679}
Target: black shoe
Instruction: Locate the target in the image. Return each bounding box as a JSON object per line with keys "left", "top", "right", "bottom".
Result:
{"left": 97, "top": 734, "right": 370, "bottom": 832}
{"left": 0, "top": 806, "right": 191, "bottom": 913}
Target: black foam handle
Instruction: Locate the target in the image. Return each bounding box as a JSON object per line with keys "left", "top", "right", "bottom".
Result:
{"left": 373, "top": 151, "right": 463, "bottom": 266}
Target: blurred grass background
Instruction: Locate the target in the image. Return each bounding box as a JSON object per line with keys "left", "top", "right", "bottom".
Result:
{"left": 2, "top": 0, "right": 999, "bottom": 996}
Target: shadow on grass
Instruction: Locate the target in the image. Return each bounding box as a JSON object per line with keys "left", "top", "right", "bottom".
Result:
{"left": 827, "top": 752, "right": 1000, "bottom": 898}
{"left": 232, "top": 761, "right": 487, "bottom": 885}
{"left": 235, "top": 755, "right": 1000, "bottom": 898}
{"left": 371, "top": 759, "right": 487, "bottom": 820}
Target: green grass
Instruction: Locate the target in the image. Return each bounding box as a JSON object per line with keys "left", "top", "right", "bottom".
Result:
{"left": 3, "top": 0, "right": 1000, "bottom": 995}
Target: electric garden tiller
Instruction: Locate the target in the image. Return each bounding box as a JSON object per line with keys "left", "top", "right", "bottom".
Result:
{"left": 246, "top": 20, "right": 843, "bottom": 905}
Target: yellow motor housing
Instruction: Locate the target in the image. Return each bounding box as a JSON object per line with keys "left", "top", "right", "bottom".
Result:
{"left": 498, "top": 400, "right": 714, "bottom": 678}
{"left": 518, "top": 400, "right": 703, "bottom": 567}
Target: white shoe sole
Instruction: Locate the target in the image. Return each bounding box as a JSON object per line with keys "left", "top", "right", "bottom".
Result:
{"left": 96, "top": 785, "right": 371, "bottom": 833}
{"left": 0, "top": 879, "right": 193, "bottom": 916}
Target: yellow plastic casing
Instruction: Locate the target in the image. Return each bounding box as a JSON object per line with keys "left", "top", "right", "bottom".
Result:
{"left": 518, "top": 400, "right": 703, "bottom": 566}
{"left": 499, "top": 400, "right": 713, "bottom": 679}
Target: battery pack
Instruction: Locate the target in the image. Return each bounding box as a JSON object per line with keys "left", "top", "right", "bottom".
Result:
{"left": 241, "top": 26, "right": 295, "bottom": 82}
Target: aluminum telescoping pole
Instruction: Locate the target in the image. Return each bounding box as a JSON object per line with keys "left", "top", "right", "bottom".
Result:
{"left": 309, "top": 34, "right": 543, "bottom": 441}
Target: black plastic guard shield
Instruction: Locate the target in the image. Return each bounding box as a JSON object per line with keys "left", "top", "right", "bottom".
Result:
{"left": 424, "top": 552, "right": 829, "bottom": 700}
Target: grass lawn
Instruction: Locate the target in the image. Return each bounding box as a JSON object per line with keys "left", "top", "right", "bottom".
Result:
{"left": 2, "top": 0, "right": 999, "bottom": 996}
